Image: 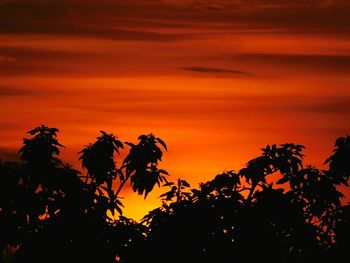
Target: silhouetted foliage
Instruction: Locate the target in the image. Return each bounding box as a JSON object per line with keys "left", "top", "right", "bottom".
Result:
{"left": 122, "top": 134, "right": 168, "bottom": 198}
{"left": 0, "top": 125, "right": 349, "bottom": 263}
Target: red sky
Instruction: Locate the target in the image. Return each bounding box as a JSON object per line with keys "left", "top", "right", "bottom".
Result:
{"left": 1, "top": 0, "right": 350, "bottom": 220}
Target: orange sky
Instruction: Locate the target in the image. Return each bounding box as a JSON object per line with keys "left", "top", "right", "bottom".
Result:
{"left": 1, "top": 0, "right": 350, "bottom": 220}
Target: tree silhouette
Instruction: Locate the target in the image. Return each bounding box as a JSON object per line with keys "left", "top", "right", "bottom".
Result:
{"left": 0, "top": 125, "right": 349, "bottom": 263}
{"left": 0, "top": 125, "right": 168, "bottom": 263}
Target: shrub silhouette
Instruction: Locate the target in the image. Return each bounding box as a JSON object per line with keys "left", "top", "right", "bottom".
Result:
{"left": 0, "top": 125, "right": 349, "bottom": 263}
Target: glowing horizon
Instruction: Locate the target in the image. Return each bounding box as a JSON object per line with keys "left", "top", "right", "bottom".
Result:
{"left": 1, "top": 0, "right": 350, "bottom": 220}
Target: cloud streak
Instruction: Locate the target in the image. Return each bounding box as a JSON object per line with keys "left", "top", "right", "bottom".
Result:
{"left": 234, "top": 53, "right": 350, "bottom": 73}
{"left": 0, "top": 86, "right": 39, "bottom": 96}
{"left": 1, "top": 0, "right": 350, "bottom": 40}
{"left": 181, "top": 66, "right": 249, "bottom": 76}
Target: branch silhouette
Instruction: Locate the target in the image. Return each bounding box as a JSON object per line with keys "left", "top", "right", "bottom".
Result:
{"left": 0, "top": 125, "right": 349, "bottom": 263}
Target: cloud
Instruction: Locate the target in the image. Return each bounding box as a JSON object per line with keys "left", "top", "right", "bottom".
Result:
{"left": 0, "top": 45, "right": 179, "bottom": 77}
{"left": 0, "top": 85, "right": 65, "bottom": 97}
{"left": 0, "top": 46, "right": 163, "bottom": 77}
{"left": 0, "top": 22, "right": 186, "bottom": 42}
{"left": 199, "top": 3, "right": 225, "bottom": 11}
{"left": 1, "top": 0, "right": 349, "bottom": 77}
{"left": 181, "top": 66, "right": 249, "bottom": 75}
{"left": 0, "top": 55, "right": 15, "bottom": 62}
{"left": 0, "top": 1, "right": 192, "bottom": 41}
{"left": 298, "top": 97, "right": 350, "bottom": 114}
{"left": 0, "top": 86, "right": 38, "bottom": 96}
{"left": 0, "top": 47, "right": 93, "bottom": 76}
{"left": 234, "top": 53, "right": 350, "bottom": 73}
{"left": 1, "top": 0, "right": 350, "bottom": 40}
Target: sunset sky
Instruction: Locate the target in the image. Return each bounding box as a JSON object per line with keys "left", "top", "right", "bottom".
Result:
{"left": 1, "top": 0, "right": 350, "bottom": 220}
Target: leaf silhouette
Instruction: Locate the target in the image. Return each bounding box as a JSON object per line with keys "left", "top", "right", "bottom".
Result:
{"left": 2, "top": 126, "right": 350, "bottom": 263}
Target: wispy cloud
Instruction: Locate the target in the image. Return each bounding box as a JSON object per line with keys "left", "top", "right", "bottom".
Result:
{"left": 1, "top": 0, "right": 350, "bottom": 40}
{"left": 0, "top": 86, "right": 38, "bottom": 96}
{"left": 235, "top": 53, "right": 350, "bottom": 73}
{"left": 181, "top": 66, "right": 249, "bottom": 75}
{"left": 0, "top": 1, "right": 196, "bottom": 41}
{"left": 0, "top": 55, "right": 15, "bottom": 62}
